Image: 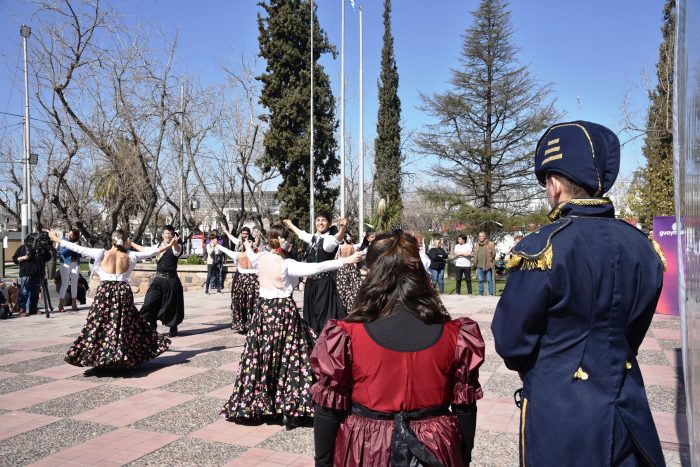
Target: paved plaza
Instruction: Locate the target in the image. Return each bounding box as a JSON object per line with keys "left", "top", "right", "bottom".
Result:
{"left": 0, "top": 290, "right": 690, "bottom": 466}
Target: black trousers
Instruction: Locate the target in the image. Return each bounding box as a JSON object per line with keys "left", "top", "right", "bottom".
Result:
{"left": 455, "top": 266, "right": 472, "bottom": 294}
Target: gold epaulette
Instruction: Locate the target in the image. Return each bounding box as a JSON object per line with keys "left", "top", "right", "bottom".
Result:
{"left": 651, "top": 239, "right": 667, "bottom": 272}
{"left": 507, "top": 244, "right": 554, "bottom": 271}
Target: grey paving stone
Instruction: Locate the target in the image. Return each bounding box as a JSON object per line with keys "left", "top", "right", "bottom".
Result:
{"left": 127, "top": 437, "right": 246, "bottom": 466}
{"left": 24, "top": 385, "right": 143, "bottom": 417}
{"left": 472, "top": 429, "right": 520, "bottom": 467}
{"left": 0, "top": 347, "right": 17, "bottom": 356}
{"left": 480, "top": 355, "right": 504, "bottom": 373}
{"left": 482, "top": 372, "right": 522, "bottom": 398}
{"left": 646, "top": 384, "right": 687, "bottom": 414}
{"left": 658, "top": 339, "right": 682, "bottom": 350}
{"left": 651, "top": 320, "right": 681, "bottom": 330}
{"left": 637, "top": 350, "right": 671, "bottom": 366}
{"left": 479, "top": 327, "right": 494, "bottom": 341}
{"left": 0, "top": 418, "right": 115, "bottom": 465}
{"left": 129, "top": 397, "right": 225, "bottom": 436}
{"left": 184, "top": 350, "right": 241, "bottom": 369}
{"left": 663, "top": 449, "right": 691, "bottom": 467}
{"left": 257, "top": 426, "right": 314, "bottom": 456}
{"left": 0, "top": 353, "right": 68, "bottom": 374}
{"left": 0, "top": 374, "right": 53, "bottom": 395}
{"left": 160, "top": 369, "right": 236, "bottom": 395}
{"left": 34, "top": 342, "right": 73, "bottom": 354}
{"left": 186, "top": 335, "right": 247, "bottom": 350}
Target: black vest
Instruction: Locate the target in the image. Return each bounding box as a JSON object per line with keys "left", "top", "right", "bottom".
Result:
{"left": 305, "top": 234, "right": 338, "bottom": 263}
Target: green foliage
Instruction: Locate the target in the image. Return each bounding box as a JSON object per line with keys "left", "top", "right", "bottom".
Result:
{"left": 257, "top": 0, "right": 339, "bottom": 230}
{"left": 632, "top": 0, "right": 676, "bottom": 228}
{"left": 366, "top": 198, "right": 402, "bottom": 232}
{"left": 180, "top": 255, "right": 204, "bottom": 265}
{"left": 415, "top": 0, "right": 560, "bottom": 214}
{"left": 374, "top": 0, "right": 403, "bottom": 220}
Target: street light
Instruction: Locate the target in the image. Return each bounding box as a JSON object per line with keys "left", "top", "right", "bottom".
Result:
{"left": 20, "top": 24, "right": 31, "bottom": 238}
{"left": 29, "top": 153, "right": 38, "bottom": 165}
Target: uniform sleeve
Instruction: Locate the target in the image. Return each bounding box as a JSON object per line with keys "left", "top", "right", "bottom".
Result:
{"left": 491, "top": 268, "right": 552, "bottom": 372}
{"left": 452, "top": 317, "right": 485, "bottom": 405}
{"left": 310, "top": 320, "right": 353, "bottom": 410}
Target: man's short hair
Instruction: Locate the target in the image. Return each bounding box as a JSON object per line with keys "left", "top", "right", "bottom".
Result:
{"left": 546, "top": 172, "right": 593, "bottom": 198}
{"left": 458, "top": 235, "right": 468, "bottom": 242}
{"left": 163, "top": 225, "right": 176, "bottom": 234}
{"left": 316, "top": 211, "right": 332, "bottom": 223}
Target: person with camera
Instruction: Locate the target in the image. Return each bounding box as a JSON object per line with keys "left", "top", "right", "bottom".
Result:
{"left": 12, "top": 234, "right": 52, "bottom": 316}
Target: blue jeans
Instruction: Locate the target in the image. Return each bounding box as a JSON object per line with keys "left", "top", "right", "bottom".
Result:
{"left": 476, "top": 267, "right": 494, "bottom": 296}
{"left": 207, "top": 264, "right": 224, "bottom": 290}
{"left": 18, "top": 275, "right": 41, "bottom": 312}
{"left": 429, "top": 268, "right": 445, "bottom": 293}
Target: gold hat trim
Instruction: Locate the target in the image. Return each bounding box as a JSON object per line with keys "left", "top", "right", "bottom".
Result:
{"left": 542, "top": 154, "right": 563, "bottom": 165}
{"left": 547, "top": 138, "right": 559, "bottom": 146}
{"left": 544, "top": 146, "right": 560, "bottom": 155}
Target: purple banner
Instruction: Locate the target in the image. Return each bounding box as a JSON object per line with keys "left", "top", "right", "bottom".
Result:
{"left": 653, "top": 216, "right": 679, "bottom": 316}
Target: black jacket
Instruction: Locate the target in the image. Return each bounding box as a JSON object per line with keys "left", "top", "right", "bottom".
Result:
{"left": 427, "top": 247, "right": 448, "bottom": 271}
{"left": 13, "top": 245, "right": 52, "bottom": 277}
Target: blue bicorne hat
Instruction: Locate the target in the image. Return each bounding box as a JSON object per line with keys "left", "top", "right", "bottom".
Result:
{"left": 534, "top": 120, "right": 620, "bottom": 196}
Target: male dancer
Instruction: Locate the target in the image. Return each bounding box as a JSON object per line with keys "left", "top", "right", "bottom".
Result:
{"left": 140, "top": 225, "right": 184, "bottom": 337}
{"left": 283, "top": 214, "right": 347, "bottom": 333}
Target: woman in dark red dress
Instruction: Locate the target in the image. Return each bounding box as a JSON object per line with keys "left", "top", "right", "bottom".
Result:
{"left": 310, "top": 230, "right": 485, "bottom": 466}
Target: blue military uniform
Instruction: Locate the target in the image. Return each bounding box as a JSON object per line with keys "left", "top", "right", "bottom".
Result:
{"left": 492, "top": 121, "right": 666, "bottom": 466}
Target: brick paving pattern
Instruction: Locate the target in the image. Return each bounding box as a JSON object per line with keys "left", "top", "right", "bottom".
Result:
{"left": 0, "top": 291, "right": 689, "bottom": 466}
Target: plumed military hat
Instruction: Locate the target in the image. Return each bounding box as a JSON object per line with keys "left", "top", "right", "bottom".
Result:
{"left": 534, "top": 120, "right": 620, "bottom": 196}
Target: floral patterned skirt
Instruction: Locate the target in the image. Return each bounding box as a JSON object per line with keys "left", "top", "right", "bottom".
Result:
{"left": 65, "top": 281, "right": 170, "bottom": 369}
{"left": 221, "top": 297, "right": 316, "bottom": 421}
{"left": 230, "top": 272, "right": 259, "bottom": 333}
{"left": 335, "top": 264, "right": 363, "bottom": 311}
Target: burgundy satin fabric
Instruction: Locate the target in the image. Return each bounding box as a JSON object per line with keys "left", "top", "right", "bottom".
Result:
{"left": 309, "top": 317, "right": 485, "bottom": 465}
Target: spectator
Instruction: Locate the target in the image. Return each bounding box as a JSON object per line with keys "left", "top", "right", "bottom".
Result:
{"left": 427, "top": 238, "right": 448, "bottom": 293}
{"left": 12, "top": 236, "right": 52, "bottom": 316}
{"left": 205, "top": 233, "right": 225, "bottom": 294}
{"left": 54, "top": 228, "right": 82, "bottom": 312}
{"left": 453, "top": 235, "right": 473, "bottom": 295}
{"left": 473, "top": 231, "right": 497, "bottom": 296}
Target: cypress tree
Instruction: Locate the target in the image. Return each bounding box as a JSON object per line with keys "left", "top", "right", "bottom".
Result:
{"left": 257, "top": 0, "right": 339, "bottom": 229}
{"left": 630, "top": 0, "right": 675, "bottom": 228}
{"left": 373, "top": 0, "right": 403, "bottom": 218}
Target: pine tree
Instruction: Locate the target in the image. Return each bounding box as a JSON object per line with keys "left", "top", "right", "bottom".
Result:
{"left": 415, "top": 0, "right": 559, "bottom": 214}
{"left": 373, "top": 0, "right": 403, "bottom": 219}
{"left": 630, "top": 0, "right": 675, "bottom": 228}
{"left": 257, "top": 0, "right": 339, "bottom": 229}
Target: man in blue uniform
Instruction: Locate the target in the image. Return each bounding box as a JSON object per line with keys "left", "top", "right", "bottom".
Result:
{"left": 492, "top": 121, "right": 666, "bottom": 466}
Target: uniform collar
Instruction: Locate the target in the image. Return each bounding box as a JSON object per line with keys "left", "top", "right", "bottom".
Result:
{"left": 548, "top": 197, "right": 615, "bottom": 221}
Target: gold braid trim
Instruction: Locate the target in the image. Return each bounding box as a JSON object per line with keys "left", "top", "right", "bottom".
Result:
{"left": 548, "top": 197, "right": 613, "bottom": 221}
{"left": 507, "top": 244, "right": 554, "bottom": 271}
{"left": 651, "top": 239, "right": 667, "bottom": 272}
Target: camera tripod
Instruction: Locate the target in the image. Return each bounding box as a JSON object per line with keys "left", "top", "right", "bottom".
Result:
{"left": 17, "top": 248, "right": 54, "bottom": 318}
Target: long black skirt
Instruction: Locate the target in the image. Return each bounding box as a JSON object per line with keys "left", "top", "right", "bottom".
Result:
{"left": 335, "top": 264, "right": 363, "bottom": 311}
{"left": 140, "top": 275, "right": 184, "bottom": 327}
{"left": 221, "top": 297, "right": 316, "bottom": 421}
{"left": 302, "top": 273, "right": 345, "bottom": 334}
{"left": 65, "top": 281, "right": 170, "bottom": 369}
{"left": 231, "top": 272, "right": 259, "bottom": 333}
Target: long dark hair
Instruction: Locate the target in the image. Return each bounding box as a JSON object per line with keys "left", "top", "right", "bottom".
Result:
{"left": 345, "top": 230, "right": 450, "bottom": 324}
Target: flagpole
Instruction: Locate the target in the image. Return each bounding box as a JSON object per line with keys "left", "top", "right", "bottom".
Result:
{"left": 310, "top": 0, "right": 315, "bottom": 232}
{"left": 358, "top": 5, "right": 364, "bottom": 241}
{"left": 340, "top": 0, "right": 346, "bottom": 218}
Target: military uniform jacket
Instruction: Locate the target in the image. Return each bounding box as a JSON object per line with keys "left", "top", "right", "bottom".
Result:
{"left": 491, "top": 199, "right": 665, "bottom": 467}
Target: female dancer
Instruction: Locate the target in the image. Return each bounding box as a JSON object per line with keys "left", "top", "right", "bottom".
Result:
{"left": 311, "top": 230, "right": 485, "bottom": 466}
{"left": 283, "top": 214, "right": 347, "bottom": 333}
{"left": 334, "top": 237, "right": 363, "bottom": 311}
{"left": 221, "top": 224, "right": 362, "bottom": 428}
{"left": 220, "top": 225, "right": 259, "bottom": 333}
{"left": 47, "top": 229, "right": 175, "bottom": 369}
{"left": 54, "top": 229, "right": 82, "bottom": 312}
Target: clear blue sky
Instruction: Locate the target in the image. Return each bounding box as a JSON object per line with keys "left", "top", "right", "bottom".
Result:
{"left": 0, "top": 0, "right": 664, "bottom": 185}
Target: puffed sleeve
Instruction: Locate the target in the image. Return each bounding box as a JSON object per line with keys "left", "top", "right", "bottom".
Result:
{"left": 452, "top": 317, "right": 485, "bottom": 405}
{"left": 310, "top": 320, "right": 353, "bottom": 410}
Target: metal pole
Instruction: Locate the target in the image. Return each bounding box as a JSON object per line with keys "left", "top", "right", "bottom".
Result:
{"left": 179, "top": 81, "right": 184, "bottom": 236}
{"left": 20, "top": 25, "right": 31, "bottom": 239}
{"left": 310, "top": 0, "right": 315, "bottom": 231}
{"left": 340, "top": 0, "right": 345, "bottom": 218}
{"left": 358, "top": 7, "right": 364, "bottom": 241}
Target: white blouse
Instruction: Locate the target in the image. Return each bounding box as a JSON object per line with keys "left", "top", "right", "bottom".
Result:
{"left": 244, "top": 243, "right": 343, "bottom": 299}
{"left": 297, "top": 229, "right": 340, "bottom": 253}
{"left": 59, "top": 240, "right": 159, "bottom": 283}
{"left": 215, "top": 245, "right": 255, "bottom": 274}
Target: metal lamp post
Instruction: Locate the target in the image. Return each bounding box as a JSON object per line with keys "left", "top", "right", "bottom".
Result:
{"left": 20, "top": 24, "right": 31, "bottom": 239}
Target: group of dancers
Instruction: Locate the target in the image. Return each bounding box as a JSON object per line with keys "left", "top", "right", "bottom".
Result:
{"left": 47, "top": 212, "right": 485, "bottom": 465}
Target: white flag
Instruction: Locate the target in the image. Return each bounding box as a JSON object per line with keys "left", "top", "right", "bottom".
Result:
{"left": 349, "top": 0, "right": 355, "bottom": 11}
